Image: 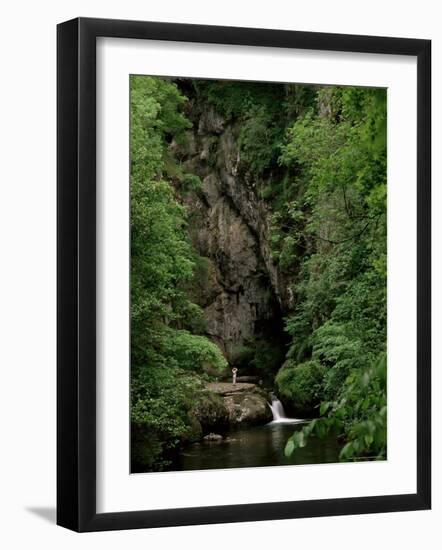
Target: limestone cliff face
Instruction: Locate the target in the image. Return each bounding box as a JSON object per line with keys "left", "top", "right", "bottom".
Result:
{"left": 172, "top": 103, "right": 290, "bottom": 361}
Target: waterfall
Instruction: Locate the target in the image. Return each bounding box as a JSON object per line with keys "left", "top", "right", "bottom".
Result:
{"left": 268, "top": 397, "right": 303, "bottom": 424}
{"left": 269, "top": 398, "right": 287, "bottom": 421}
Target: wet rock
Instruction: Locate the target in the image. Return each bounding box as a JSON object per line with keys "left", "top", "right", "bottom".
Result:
{"left": 223, "top": 392, "right": 272, "bottom": 425}
{"left": 193, "top": 390, "right": 229, "bottom": 433}
{"left": 203, "top": 433, "right": 223, "bottom": 441}
{"left": 206, "top": 382, "right": 272, "bottom": 426}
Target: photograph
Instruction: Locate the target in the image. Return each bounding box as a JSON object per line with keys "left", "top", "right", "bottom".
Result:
{"left": 130, "top": 75, "right": 388, "bottom": 474}
{"left": 0, "top": 0, "right": 435, "bottom": 542}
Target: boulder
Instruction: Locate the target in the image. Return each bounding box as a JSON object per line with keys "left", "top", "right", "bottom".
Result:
{"left": 193, "top": 390, "right": 229, "bottom": 433}
{"left": 206, "top": 382, "right": 272, "bottom": 426}
{"left": 203, "top": 433, "right": 223, "bottom": 441}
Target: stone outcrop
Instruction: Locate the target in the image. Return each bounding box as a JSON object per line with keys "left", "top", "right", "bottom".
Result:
{"left": 172, "top": 99, "right": 289, "bottom": 361}
{"left": 193, "top": 390, "right": 229, "bottom": 433}
{"left": 205, "top": 382, "right": 272, "bottom": 426}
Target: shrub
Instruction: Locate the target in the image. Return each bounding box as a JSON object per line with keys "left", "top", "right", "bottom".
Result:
{"left": 275, "top": 360, "right": 326, "bottom": 414}
{"left": 162, "top": 329, "right": 228, "bottom": 373}
{"left": 285, "top": 353, "right": 387, "bottom": 461}
{"left": 131, "top": 366, "right": 205, "bottom": 472}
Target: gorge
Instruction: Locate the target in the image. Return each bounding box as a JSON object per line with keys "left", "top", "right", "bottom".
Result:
{"left": 130, "top": 76, "right": 388, "bottom": 472}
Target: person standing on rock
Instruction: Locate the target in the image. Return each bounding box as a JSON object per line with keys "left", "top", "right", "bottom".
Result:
{"left": 232, "top": 367, "right": 238, "bottom": 385}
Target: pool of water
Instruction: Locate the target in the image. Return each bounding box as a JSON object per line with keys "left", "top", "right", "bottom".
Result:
{"left": 174, "top": 421, "right": 342, "bottom": 472}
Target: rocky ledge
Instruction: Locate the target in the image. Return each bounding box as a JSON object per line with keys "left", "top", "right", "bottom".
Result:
{"left": 203, "top": 382, "right": 272, "bottom": 426}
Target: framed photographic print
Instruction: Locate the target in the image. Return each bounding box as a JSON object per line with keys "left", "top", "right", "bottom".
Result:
{"left": 57, "top": 17, "right": 431, "bottom": 531}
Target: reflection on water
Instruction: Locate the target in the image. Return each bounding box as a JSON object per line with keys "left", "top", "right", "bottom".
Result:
{"left": 175, "top": 422, "right": 341, "bottom": 472}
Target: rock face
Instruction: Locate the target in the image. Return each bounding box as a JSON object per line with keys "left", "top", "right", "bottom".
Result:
{"left": 205, "top": 382, "right": 272, "bottom": 426}
{"left": 173, "top": 101, "right": 289, "bottom": 361}
{"left": 193, "top": 390, "right": 229, "bottom": 433}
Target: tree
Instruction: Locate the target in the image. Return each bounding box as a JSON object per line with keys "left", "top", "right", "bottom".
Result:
{"left": 130, "top": 76, "right": 227, "bottom": 471}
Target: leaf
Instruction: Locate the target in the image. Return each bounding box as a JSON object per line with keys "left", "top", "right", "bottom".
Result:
{"left": 292, "top": 430, "right": 307, "bottom": 448}
{"left": 298, "top": 432, "right": 307, "bottom": 448}
{"left": 284, "top": 439, "right": 295, "bottom": 457}
{"left": 339, "top": 442, "right": 354, "bottom": 460}
{"left": 361, "top": 371, "right": 370, "bottom": 388}
{"left": 315, "top": 420, "right": 327, "bottom": 439}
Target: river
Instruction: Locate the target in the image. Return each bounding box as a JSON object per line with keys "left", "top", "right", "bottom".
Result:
{"left": 175, "top": 421, "right": 341, "bottom": 471}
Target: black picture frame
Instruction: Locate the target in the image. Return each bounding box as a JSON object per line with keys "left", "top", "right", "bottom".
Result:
{"left": 57, "top": 17, "right": 431, "bottom": 532}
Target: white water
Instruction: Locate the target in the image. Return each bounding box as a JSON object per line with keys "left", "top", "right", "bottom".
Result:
{"left": 268, "top": 398, "right": 304, "bottom": 424}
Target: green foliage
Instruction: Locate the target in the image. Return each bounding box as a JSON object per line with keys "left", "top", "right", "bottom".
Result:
{"left": 285, "top": 353, "right": 387, "bottom": 461}
{"left": 131, "top": 366, "right": 204, "bottom": 471}
{"left": 130, "top": 75, "right": 198, "bottom": 364}
{"left": 193, "top": 80, "right": 296, "bottom": 175}
{"left": 276, "top": 86, "right": 387, "bottom": 459}
{"left": 278, "top": 235, "right": 298, "bottom": 272}
{"left": 192, "top": 80, "right": 286, "bottom": 120}
{"left": 161, "top": 329, "right": 228, "bottom": 373}
{"left": 130, "top": 76, "right": 229, "bottom": 471}
{"left": 275, "top": 360, "right": 326, "bottom": 413}
{"left": 237, "top": 104, "right": 283, "bottom": 174}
